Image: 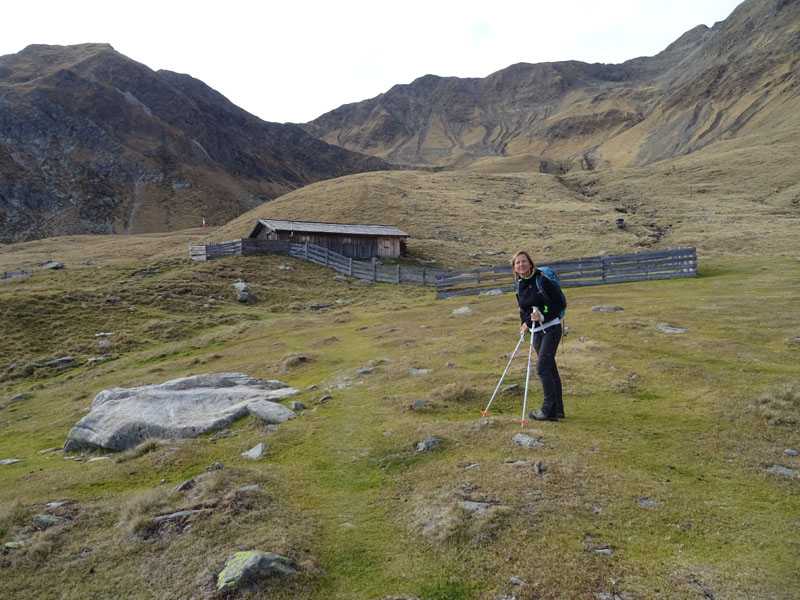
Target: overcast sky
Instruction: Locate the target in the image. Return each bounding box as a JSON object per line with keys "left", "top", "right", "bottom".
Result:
{"left": 3, "top": 0, "right": 743, "bottom": 124}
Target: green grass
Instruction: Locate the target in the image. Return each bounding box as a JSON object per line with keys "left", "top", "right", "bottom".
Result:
{"left": 0, "top": 254, "right": 798, "bottom": 599}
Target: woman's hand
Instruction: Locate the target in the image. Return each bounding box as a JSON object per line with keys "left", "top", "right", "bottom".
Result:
{"left": 521, "top": 323, "right": 531, "bottom": 334}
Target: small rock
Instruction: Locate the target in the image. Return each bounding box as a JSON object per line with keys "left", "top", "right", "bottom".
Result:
{"left": 356, "top": 367, "right": 374, "bottom": 375}
{"left": 512, "top": 433, "right": 543, "bottom": 448}
{"left": 236, "top": 291, "right": 256, "bottom": 304}
{"left": 1, "top": 458, "right": 24, "bottom": 465}
{"left": 206, "top": 461, "right": 224, "bottom": 472}
{"left": 509, "top": 576, "right": 527, "bottom": 585}
{"left": 415, "top": 437, "right": 443, "bottom": 452}
{"left": 784, "top": 449, "right": 798, "bottom": 457}
{"left": 233, "top": 281, "right": 250, "bottom": 293}
{"left": 217, "top": 550, "right": 296, "bottom": 593}
{"left": 479, "top": 289, "right": 503, "bottom": 296}
{"left": 452, "top": 306, "right": 472, "bottom": 315}
{"left": 33, "top": 514, "right": 70, "bottom": 529}
{"left": 241, "top": 443, "right": 266, "bottom": 460}
{"left": 4, "top": 541, "right": 25, "bottom": 550}
{"left": 637, "top": 497, "right": 657, "bottom": 508}
{"left": 241, "top": 485, "right": 261, "bottom": 492}
{"left": 409, "top": 367, "right": 432, "bottom": 375}
{"left": 213, "top": 429, "right": 231, "bottom": 440}
{"left": 533, "top": 461, "right": 546, "bottom": 475}
{"left": 658, "top": 325, "right": 687, "bottom": 334}
{"left": 308, "top": 302, "right": 333, "bottom": 310}
{"left": 502, "top": 384, "right": 520, "bottom": 393}
{"left": 153, "top": 509, "right": 203, "bottom": 523}
{"left": 40, "top": 261, "right": 64, "bottom": 270}
{"left": 332, "top": 276, "right": 349, "bottom": 283}
{"left": 410, "top": 399, "right": 428, "bottom": 410}
{"left": 87, "top": 456, "right": 110, "bottom": 462}
{"left": 290, "top": 401, "right": 307, "bottom": 411}
{"left": 591, "top": 306, "right": 623, "bottom": 311}
{"left": 767, "top": 465, "right": 796, "bottom": 479}
{"left": 47, "top": 356, "right": 74, "bottom": 368}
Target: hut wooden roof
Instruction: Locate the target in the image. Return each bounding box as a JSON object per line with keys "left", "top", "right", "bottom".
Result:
{"left": 251, "top": 219, "right": 409, "bottom": 238}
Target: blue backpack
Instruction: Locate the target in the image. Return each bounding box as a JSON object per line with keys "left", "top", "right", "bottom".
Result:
{"left": 536, "top": 267, "right": 567, "bottom": 319}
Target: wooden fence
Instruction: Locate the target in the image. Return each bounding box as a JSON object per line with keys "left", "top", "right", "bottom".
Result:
{"left": 188, "top": 239, "right": 696, "bottom": 297}
{"left": 1, "top": 270, "right": 35, "bottom": 280}
{"left": 434, "top": 247, "right": 697, "bottom": 298}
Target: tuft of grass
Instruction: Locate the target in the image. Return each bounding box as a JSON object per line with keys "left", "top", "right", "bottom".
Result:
{"left": 431, "top": 382, "right": 480, "bottom": 404}
{"left": 756, "top": 386, "right": 800, "bottom": 426}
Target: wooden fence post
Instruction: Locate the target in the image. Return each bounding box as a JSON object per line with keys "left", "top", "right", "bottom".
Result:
{"left": 372, "top": 257, "right": 377, "bottom": 281}
{"left": 396, "top": 264, "right": 401, "bottom": 283}
{"left": 349, "top": 257, "right": 353, "bottom": 276}
{"left": 304, "top": 242, "right": 309, "bottom": 260}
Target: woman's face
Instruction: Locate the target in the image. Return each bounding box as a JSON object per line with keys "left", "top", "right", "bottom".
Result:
{"left": 514, "top": 253, "right": 533, "bottom": 277}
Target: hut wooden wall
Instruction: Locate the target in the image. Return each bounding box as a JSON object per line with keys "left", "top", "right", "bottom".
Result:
{"left": 255, "top": 228, "right": 398, "bottom": 259}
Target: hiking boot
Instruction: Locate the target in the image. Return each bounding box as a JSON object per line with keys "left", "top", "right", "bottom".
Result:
{"left": 557, "top": 412, "right": 565, "bottom": 419}
{"left": 528, "top": 410, "right": 557, "bottom": 422}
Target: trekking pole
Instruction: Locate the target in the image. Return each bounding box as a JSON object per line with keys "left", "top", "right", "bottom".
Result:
{"left": 521, "top": 308, "right": 540, "bottom": 427}
{"left": 481, "top": 330, "right": 525, "bottom": 417}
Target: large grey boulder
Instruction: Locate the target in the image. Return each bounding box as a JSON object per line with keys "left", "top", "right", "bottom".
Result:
{"left": 217, "top": 551, "right": 296, "bottom": 593}
{"left": 64, "top": 373, "right": 299, "bottom": 452}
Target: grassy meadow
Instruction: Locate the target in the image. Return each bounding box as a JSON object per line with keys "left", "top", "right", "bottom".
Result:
{"left": 1, "top": 243, "right": 798, "bottom": 599}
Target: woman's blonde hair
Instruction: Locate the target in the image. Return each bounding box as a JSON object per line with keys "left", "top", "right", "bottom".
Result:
{"left": 511, "top": 250, "right": 535, "bottom": 277}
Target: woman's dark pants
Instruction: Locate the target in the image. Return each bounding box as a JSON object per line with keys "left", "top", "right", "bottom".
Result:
{"left": 533, "top": 324, "right": 563, "bottom": 418}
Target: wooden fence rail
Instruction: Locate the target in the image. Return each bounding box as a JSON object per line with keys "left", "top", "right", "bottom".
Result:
{"left": 188, "top": 239, "right": 696, "bottom": 297}
{"left": 434, "top": 247, "right": 697, "bottom": 298}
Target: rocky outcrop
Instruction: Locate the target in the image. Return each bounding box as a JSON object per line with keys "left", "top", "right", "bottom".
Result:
{"left": 63, "top": 373, "right": 299, "bottom": 452}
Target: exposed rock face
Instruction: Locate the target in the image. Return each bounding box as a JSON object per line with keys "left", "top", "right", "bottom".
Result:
{"left": 0, "top": 43, "right": 391, "bottom": 242}
{"left": 63, "top": 373, "right": 299, "bottom": 452}
{"left": 303, "top": 0, "right": 800, "bottom": 168}
{"left": 217, "top": 551, "right": 296, "bottom": 593}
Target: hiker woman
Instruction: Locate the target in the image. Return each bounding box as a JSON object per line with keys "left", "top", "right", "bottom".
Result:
{"left": 512, "top": 250, "right": 566, "bottom": 421}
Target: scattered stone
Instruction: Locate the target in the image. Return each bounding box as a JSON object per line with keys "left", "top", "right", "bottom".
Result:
{"left": 40, "top": 261, "right": 64, "bottom": 270}
{"left": 308, "top": 302, "right": 333, "bottom": 310}
{"left": 533, "top": 461, "right": 547, "bottom": 475}
{"left": 591, "top": 306, "right": 623, "bottom": 311}
{"left": 241, "top": 443, "right": 266, "bottom": 460}
{"left": 206, "top": 461, "right": 224, "bottom": 472}
{"left": 47, "top": 356, "right": 75, "bottom": 368}
{"left": 637, "top": 497, "right": 658, "bottom": 508}
{"left": 106, "top": 296, "right": 122, "bottom": 305}
{"left": 233, "top": 281, "right": 250, "bottom": 293}
{"left": 784, "top": 448, "right": 798, "bottom": 457}
{"left": 217, "top": 550, "right": 296, "bottom": 593}
{"left": 33, "top": 514, "right": 70, "bottom": 529}
{"left": 45, "top": 501, "right": 69, "bottom": 509}
{"left": 98, "top": 339, "right": 112, "bottom": 348}
{"left": 241, "top": 485, "right": 261, "bottom": 492}
{"left": 1, "top": 458, "right": 24, "bottom": 465}
{"left": 410, "top": 399, "right": 428, "bottom": 410}
{"left": 353, "top": 279, "right": 373, "bottom": 286}
{"left": 289, "top": 401, "right": 306, "bottom": 411}
{"left": 38, "top": 447, "right": 57, "bottom": 454}
{"left": 153, "top": 509, "right": 204, "bottom": 523}
{"left": 594, "top": 548, "right": 614, "bottom": 556}
{"left": 64, "top": 373, "right": 299, "bottom": 451}
{"left": 213, "top": 429, "right": 232, "bottom": 440}
{"left": 278, "top": 265, "right": 292, "bottom": 271}
{"left": 11, "top": 392, "right": 29, "bottom": 402}
{"left": 464, "top": 463, "right": 479, "bottom": 470}
{"left": 509, "top": 577, "right": 527, "bottom": 585}
{"left": 87, "top": 354, "right": 112, "bottom": 366}
{"left": 4, "top": 541, "right": 25, "bottom": 550}
{"left": 94, "top": 332, "right": 114, "bottom": 338}
{"left": 87, "top": 456, "right": 110, "bottom": 462}
{"left": 452, "top": 306, "right": 472, "bottom": 315}
{"left": 767, "top": 465, "right": 796, "bottom": 479}
{"left": 658, "top": 325, "right": 687, "bottom": 334}
{"left": 502, "top": 384, "right": 520, "bottom": 393}
{"left": 512, "top": 433, "right": 543, "bottom": 448}
{"left": 416, "top": 437, "right": 443, "bottom": 452}
{"left": 332, "top": 275, "right": 348, "bottom": 283}
{"left": 172, "top": 478, "right": 199, "bottom": 493}
{"left": 409, "top": 367, "right": 432, "bottom": 375}
{"left": 248, "top": 400, "right": 296, "bottom": 424}
{"left": 356, "top": 367, "right": 374, "bottom": 375}
{"left": 318, "top": 394, "right": 333, "bottom": 403}
{"left": 479, "top": 289, "right": 503, "bottom": 296}
{"left": 236, "top": 291, "right": 257, "bottom": 304}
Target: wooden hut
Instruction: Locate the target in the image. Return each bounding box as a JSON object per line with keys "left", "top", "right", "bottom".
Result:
{"left": 248, "top": 219, "right": 409, "bottom": 259}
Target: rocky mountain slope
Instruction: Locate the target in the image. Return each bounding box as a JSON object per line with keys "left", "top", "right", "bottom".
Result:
{"left": 0, "top": 44, "right": 390, "bottom": 242}
{"left": 303, "top": 0, "right": 800, "bottom": 169}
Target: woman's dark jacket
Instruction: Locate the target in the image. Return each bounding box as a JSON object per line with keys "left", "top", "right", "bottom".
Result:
{"left": 515, "top": 269, "right": 566, "bottom": 329}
